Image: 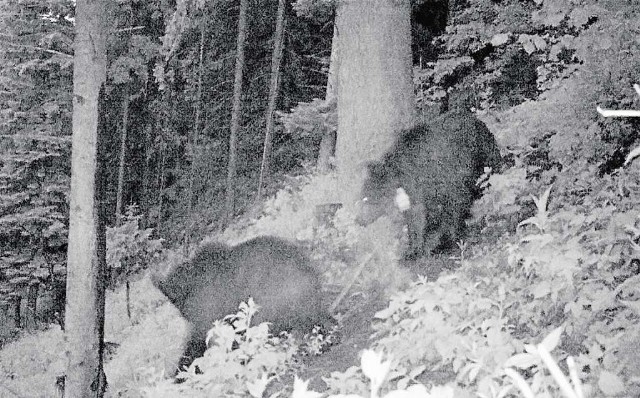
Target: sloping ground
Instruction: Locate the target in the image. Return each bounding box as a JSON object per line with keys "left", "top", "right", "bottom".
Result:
{"left": 0, "top": 277, "right": 188, "bottom": 397}
{"left": 0, "top": 253, "right": 460, "bottom": 397}
{"left": 278, "top": 254, "right": 460, "bottom": 393}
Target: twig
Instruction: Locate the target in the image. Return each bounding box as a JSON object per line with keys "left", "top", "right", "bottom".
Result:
{"left": 114, "top": 26, "right": 146, "bottom": 34}
{"left": 0, "top": 381, "right": 27, "bottom": 398}
{"left": 505, "top": 368, "right": 535, "bottom": 398}
{"left": 597, "top": 106, "right": 640, "bottom": 117}
{"left": 0, "top": 40, "right": 72, "bottom": 58}
{"left": 329, "top": 253, "right": 373, "bottom": 314}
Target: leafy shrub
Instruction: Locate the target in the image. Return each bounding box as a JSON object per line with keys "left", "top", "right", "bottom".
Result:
{"left": 366, "top": 172, "right": 640, "bottom": 396}
{"left": 298, "top": 349, "right": 457, "bottom": 398}
{"left": 140, "top": 299, "right": 299, "bottom": 397}
{"left": 296, "top": 336, "right": 588, "bottom": 398}
{"left": 107, "top": 205, "right": 164, "bottom": 285}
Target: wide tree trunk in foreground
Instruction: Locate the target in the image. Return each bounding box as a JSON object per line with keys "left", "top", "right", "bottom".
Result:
{"left": 317, "top": 23, "right": 339, "bottom": 173}
{"left": 334, "top": 0, "right": 415, "bottom": 206}
{"left": 225, "top": 0, "right": 248, "bottom": 224}
{"left": 64, "top": 0, "right": 109, "bottom": 395}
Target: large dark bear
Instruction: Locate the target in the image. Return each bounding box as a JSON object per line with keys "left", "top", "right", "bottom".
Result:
{"left": 359, "top": 110, "right": 502, "bottom": 260}
{"left": 155, "top": 236, "right": 331, "bottom": 370}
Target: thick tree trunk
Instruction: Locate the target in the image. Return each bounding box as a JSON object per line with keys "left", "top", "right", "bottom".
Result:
{"left": 334, "top": 0, "right": 415, "bottom": 207}
{"left": 317, "top": 23, "right": 339, "bottom": 173}
{"left": 225, "top": 0, "right": 248, "bottom": 224}
{"left": 65, "top": 0, "right": 109, "bottom": 394}
{"left": 257, "top": 0, "right": 286, "bottom": 200}
{"left": 115, "top": 89, "right": 129, "bottom": 223}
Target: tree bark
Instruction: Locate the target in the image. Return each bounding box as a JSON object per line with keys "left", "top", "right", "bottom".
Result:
{"left": 10, "top": 294, "right": 21, "bottom": 329}
{"left": 26, "top": 281, "right": 38, "bottom": 329}
{"left": 157, "top": 140, "right": 166, "bottom": 226}
{"left": 257, "top": 0, "right": 287, "bottom": 200}
{"left": 334, "top": 0, "right": 415, "bottom": 207}
{"left": 187, "top": 20, "right": 206, "bottom": 215}
{"left": 115, "top": 89, "right": 129, "bottom": 224}
{"left": 317, "top": 23, "right": 339, "bottom": 173}
{"left": 141, "top": 124, "right": 151, "bottom": 227}
{"left": 225, "top": 0, "right": 248, "bottom": 224}
{"left": 65, "top": 0, "right": 109, "bottom": 395}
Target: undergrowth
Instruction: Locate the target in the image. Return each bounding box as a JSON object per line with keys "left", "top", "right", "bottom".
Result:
{"left": 4, "top": 88, "right": 640, "bottom": 398}
{"left": 2, "top": 150, "right": 639, "bottom": 397}
{"left": 134, "top": 151, "right": 640, "bottom": 397}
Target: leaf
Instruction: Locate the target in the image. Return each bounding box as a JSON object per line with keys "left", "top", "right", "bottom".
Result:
{"left": 532, "top": 35, "right": 547, "bottom": 51}
{"left": 291, "top": 377, "right": 323, "bottom": 398}
{"left": 519, "top": 35, "right": 537, "bottom": 54}
{"left": 427, "top": 385, "right": 455, "bottom": 398}
{"left": 384, "top": 384, "right": 431, "bottom": 398}
{"left": 408, "top": 365, "right": 427, "bottom": 379}
{"left": 532, "top": 281, "right": 551, "bottom": 298}
{"left": 396, "top": 376, "right": 409, "bottom": 391}
{"left": 468, "top": 364, "right": 480, "bottom": 382}
{"left": 361, "top": 350, "right": 393, "bottom": 392}
{"left": 375, "top": 307, "right": 396, "bottom": 320}
{"left": 624, "top": 145, "right": 640, "bottom": 166}
{"left": 491, "top": 33, "right": 510, "bottom": 47}
{"left": 593, "top": 36, "right": 613, "bottom": 51}
{"left": 568, "top": 6, "right": 605, "bottom": 28}
{"left": 540, "top": 327, "right": 563, "bottom": 352}
{"left": 247, "top": 374, "right": 273, "bottom": 398}
{"left": 597, "top": 371, "right": 625, "bottom": 395}
{"left": 532, "top": 10, "right": 566, "bottom": 27}
{"left": 504, "top": 353, "right": 538, "bottom": 369}
{"left": 535, "top": 186, "right": 553, "bottom": 213}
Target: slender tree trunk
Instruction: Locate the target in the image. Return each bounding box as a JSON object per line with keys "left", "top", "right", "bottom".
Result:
{"left": 141, "top": 124, "right": 151, "bottom": 227}
{"left": 154, "top": 125, "right": 162, "bottom": 201}
{"left": 154, "top": 95, "right": 171, "bottom": 226}
{"left": 256, "top": 0, "right": 286, "bottom": 200}
{"left": 26, "top": 281, "right": 38, "bottom": 329}
{"left": 317, "top": 23, "right": 339, "bottom": 173}
{"left": 65, "top": 0, "right": 109, "bottom": 394}
{"left": 117, "top": 91, "right": 133, "bottom": 316}
{"left": 157, "top": 141, "right": 166, "bottom": 226}
{"left": 115, "top": 89, "right": 129, "bottom": 224}
{"left": 185, "top": 21, "right": 206, "bottom": 247}
{"left": 225, "top": 0, "right": 248, "bottom": 224}
{"left": 335, "top": 0, "right": 415, "bottom": 207}
{"left": 10, "top": 294, "right": 20, "bottom": 329}
{"left": 187, "top": 21, "right": 206, "bottom": 214}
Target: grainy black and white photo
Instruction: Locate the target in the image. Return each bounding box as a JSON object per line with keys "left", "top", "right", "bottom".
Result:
{"left": 0, "top": 0, "right": 638, "bottom": 396}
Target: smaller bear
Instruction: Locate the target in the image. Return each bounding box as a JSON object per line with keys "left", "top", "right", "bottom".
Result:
{"left": 154, "top": 236, "right": 332, "bottom": 370}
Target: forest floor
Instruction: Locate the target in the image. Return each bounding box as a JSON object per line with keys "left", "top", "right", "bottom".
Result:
{"left": 0, "top": 247, "right": 460, "bottom": 397}
{"left": 298, "top": 255, "right": 457, "bottom": 391}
